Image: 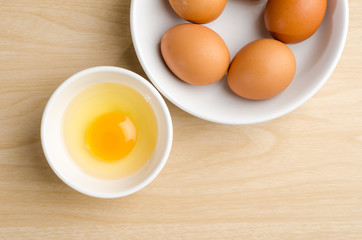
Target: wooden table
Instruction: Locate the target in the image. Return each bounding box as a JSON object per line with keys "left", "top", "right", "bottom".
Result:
{"left": 1, "top": 1, "right": 361, "bottom": 239}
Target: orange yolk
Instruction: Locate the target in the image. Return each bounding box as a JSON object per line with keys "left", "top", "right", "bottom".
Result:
{"left": 86, "top": 112, "right": 136, "bottom": 161}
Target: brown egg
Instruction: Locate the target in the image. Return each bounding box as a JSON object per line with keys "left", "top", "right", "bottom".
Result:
{"left": 264, "top": 0, "right": 327, "bottom": 44}
{"left": 161, "top": 24, "right": 230, "bottom": 86}
{"left": 227, "top": 39, "right": 296, "bottom": 100}
{"left": 169, "top": 0, "right": 227, "bottom": 24}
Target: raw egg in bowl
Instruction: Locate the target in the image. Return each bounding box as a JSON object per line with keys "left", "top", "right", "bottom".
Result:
{"left": 41, "top": 66, "right": 173, "bottom": 198}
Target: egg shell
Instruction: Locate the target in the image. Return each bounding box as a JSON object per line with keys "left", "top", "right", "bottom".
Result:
{"left": 227, "top": 39, "right": 296, "bottom": 100}
{"left": 161, "top": 23, "right": 230, "bottom": 86}
{"left": 264, "top": 0, "right": 327, "bottom": 44}
{"left": 169, "top": 0, "right": 227, "bottom": 24}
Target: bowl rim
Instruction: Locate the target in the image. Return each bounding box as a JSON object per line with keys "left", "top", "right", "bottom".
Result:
{"left": 130, "top": 0, "right": 349, "bottom": 125}
{"left": 41, "top": 66, "right": 173, "bottom": 198}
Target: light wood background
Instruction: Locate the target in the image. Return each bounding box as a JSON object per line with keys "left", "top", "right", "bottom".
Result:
{"left": 0, "top": 0, "right": 361, "bottom": 239}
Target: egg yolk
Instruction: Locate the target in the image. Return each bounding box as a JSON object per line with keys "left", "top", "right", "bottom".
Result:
{"left": 86, "top": 112, "right": 136, "bottom": 161}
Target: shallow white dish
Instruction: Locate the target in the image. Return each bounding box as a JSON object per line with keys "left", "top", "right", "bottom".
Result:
{"left": 131, "top": 0, "right": 349, "bottom": 125}
{"left": 41, "top": 67, "right": 173, "bottom": 198}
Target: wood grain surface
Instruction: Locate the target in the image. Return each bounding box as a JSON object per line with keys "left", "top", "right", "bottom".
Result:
{"left": 1, "top": 0, "right": 362, "bottom": 239}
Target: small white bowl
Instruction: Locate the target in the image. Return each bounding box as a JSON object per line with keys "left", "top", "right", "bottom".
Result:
{"left": 131, "top": 0, "right": 349, "bottom": 124}
{"left": 41, "top": 66, "right": 173, "bottom": 198}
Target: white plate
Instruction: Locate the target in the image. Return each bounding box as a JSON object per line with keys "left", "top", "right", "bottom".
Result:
{"left": 131, "top": 0, "right": 348, "bottom": 125}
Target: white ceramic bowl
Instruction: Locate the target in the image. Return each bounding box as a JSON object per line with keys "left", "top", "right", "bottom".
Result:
{"left": 41, "top": 67, "right": 173, "bottom": 198}
{"left": 131, "top": 0, "right": 349, "bottom": 124}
